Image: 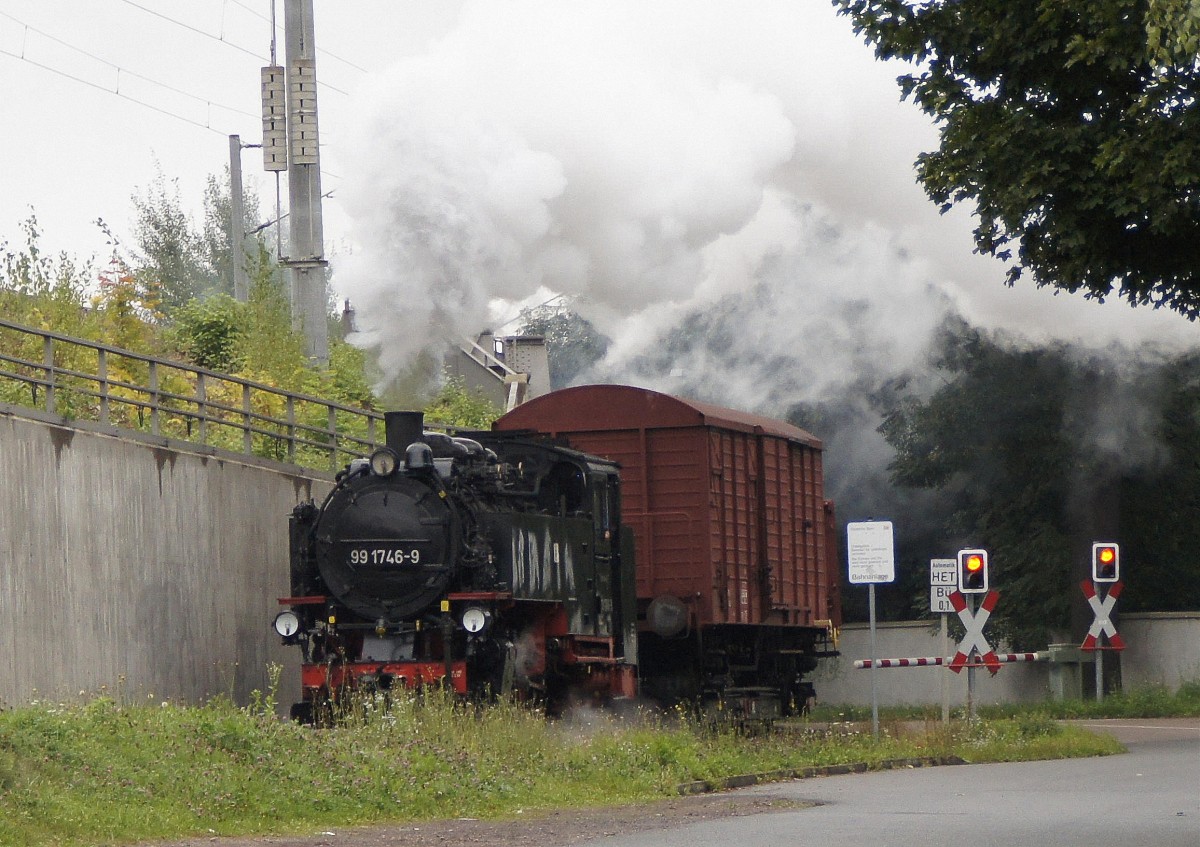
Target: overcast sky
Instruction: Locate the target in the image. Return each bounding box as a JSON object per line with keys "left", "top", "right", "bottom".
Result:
{"left": 3, "top": 0, "right": 1196, "bottom": 375}
{"left": 2, "top": 1, "right": 463, "bottom": 262}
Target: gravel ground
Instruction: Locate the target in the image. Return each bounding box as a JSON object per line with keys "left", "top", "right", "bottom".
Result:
{"left": 150, "top": 793, "right": 808, "bottom": 847}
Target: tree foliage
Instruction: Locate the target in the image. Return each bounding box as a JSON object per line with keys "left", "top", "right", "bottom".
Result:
{"left": 880, "top": 322, "right": 1080, "bottom": 646}
{"left": 130, "top": 168, "right": 213, "bottom": 313}
{"left": 126, "top": 160, "right": 279, "bottom": 317}
{"left": 202, "top": 168, "right": 266, "bottom": 299}
{"left": 879, "top": 317, "right": 1200, "bottom": 646}
{"left": 834, "top": 0, "right": 1200, "bottom": 316}
{"left": 1117, "top": 347, "right": 1200, "bottom": 615}
{"left": 516, "top": 299, "right": 610, "bottom": 389}
{"left": 170, "top": 294, "right": 245, "bottom": 372}
{"left": 0, "top": 214, "right": 91, "bottom": 304}
{"left": 91, "top": 256, "right": 164, "bottom": 353}
{"left": 1, "top": 210, "right": 381, "bottom": 464}
{"left": 423, "top": 376, "right": 503, "bottom": 429}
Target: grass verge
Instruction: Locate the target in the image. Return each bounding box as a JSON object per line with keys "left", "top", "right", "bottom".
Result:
{"left": 0, "top": 691, "right": 1124, "bottom": 847}
{"left": 810, "top": 679, "right": 1200, "bottom": 723}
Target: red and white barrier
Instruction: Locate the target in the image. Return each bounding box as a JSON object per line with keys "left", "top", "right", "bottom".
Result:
{"left": 853, "top": 652, "right": 1044, "bottom": 670}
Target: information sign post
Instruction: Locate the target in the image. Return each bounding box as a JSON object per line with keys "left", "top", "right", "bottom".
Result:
{"left": 847, "top": 520, "right": 895, "bottom": 740}
{"left": 930, "top": 558, "right": 956, "bottom": 721}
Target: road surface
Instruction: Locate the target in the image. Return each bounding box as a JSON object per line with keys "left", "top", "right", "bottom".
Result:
{"left": 579, "top": 719, "right": 1200, "bottom": 847}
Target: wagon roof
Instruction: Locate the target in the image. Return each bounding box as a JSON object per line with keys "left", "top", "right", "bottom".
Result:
{"left": 495, "top": 384, "right": 822, "bottom": 449}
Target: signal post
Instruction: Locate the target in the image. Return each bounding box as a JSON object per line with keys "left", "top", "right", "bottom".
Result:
{"left": 954, "top": 548, "right": 994, "bottom": 721}
{"left": 1083, "top": 542, "right": 1124, "bottom": 702}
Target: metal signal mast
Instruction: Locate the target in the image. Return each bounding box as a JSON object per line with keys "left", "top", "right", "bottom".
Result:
{"left": 261, "top": 0, "right": 329, "bottom": 364}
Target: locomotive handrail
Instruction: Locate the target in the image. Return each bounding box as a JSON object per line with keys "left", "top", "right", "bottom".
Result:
{"left": 0, "top": 316, "right": 387, "bottom": 470}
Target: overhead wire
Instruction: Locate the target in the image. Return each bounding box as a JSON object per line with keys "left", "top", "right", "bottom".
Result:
{"left": 2, "top": 50, "right": 235, "bottom": 137}
{"left": 0, "top": 10, "right": 259, "bottom": 123}
{"left": 0, "top": 17, "right": 239, "bottom": 137}
{"left": 1, "top": 6, "right": 344, "bottom": 184}
{"left": 114, "top": 0, "right": 352, "bottom": 95}
{"left": 228, "top": 0, "right": 370, "bottom": 74}
{"left": 103, "top": 1, "right": 354, "bottom": 183}
{"left": 115, "top": 0, "right": 266, "bottom": 62}
{"left": 5, "top": 0, "right": 347, "bottom": 241}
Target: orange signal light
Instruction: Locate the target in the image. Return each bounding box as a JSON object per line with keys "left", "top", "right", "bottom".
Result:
{"left": 1092, "top": 542, "right": 1120, "bottom": 583}
{"left": 957, "top": 548, "right": 989, "bottom": 593}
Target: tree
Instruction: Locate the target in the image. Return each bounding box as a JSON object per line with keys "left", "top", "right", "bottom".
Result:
{"left": 1115, "top": 348, "right": 1200, "bottom": 615}
{"left": 90, "top": 255, "right": 163, "bottom": 354}
{"left": 130, "top": 167, "right": 213, "bottom": 314}
{"left": 834, "top": 0, "right": 1200, "bottom": 316}
{"left": 202, "top": 168, "right": 266, "bottom": 298}
{"left": 1, "top": 213, "right": 91, "bottom": 310}
{"left": 878, "top": 317, "right": 1200, "bottom": 646}
{"left": 516, "top": 299, "right": 610, "bottom": 389}
{"left": 1146, "top": 0, "right": 1200, "bottom": 63}
{"left": 879, "top": 320, "right": 1080, "bottom": 647}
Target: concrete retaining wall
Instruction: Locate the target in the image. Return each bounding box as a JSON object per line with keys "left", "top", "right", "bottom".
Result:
{"left": 1120, "top": 612, "right": 1200, "bottom": 691}
{"left": 3, "top": 405, "right": 1195, "bottom": 712}
{"left": 0, "top": 406, "right": 330, "bottom": 709}
{"left": 812, "top": 613, "right": 1200, "bottom": 707}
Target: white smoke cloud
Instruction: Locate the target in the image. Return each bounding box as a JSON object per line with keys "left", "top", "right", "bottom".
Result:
{"left": 334, "top": 0, "right": 1195, "bottom": 391}
{"left": 598, "top": 192, "right": 955, "bottom": 409}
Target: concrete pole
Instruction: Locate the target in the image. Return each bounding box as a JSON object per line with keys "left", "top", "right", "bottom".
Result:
{"left": 284, "top": 0, "right": 329, "bottom": 364}
{"left": 228, "top": 135, "right": 249, "bottom": 302}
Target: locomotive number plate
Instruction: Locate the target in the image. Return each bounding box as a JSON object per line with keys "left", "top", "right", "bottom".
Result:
{"left": 349, "top": 547, "right": 423, "bottom": 566}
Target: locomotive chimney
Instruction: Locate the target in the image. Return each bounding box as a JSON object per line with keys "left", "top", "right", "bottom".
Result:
{"left": 385, "top": 411, "right": 425, "bottom": 453}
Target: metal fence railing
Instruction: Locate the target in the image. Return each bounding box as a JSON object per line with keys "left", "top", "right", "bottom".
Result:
{"left": 0, "top": 317, "right": 387, "bottom": 471}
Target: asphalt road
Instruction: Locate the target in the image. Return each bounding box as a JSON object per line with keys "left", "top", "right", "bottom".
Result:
{"left": 579, "top": 719, "right": 1200, "bottom": 847}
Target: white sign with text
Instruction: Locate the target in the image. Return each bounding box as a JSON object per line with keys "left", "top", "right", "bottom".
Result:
{"left": 930, "top": 558, "right": 958, "bottom": 613}
{"left": 847, "top": 521, "right": 895, "bottom": 584}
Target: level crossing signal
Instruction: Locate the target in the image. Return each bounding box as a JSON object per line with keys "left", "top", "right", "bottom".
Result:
{"left": 957, "top": 549, "right": 989, "bottom": 594}
{"left": 1092, "top": 542, "right": 1119, "bottom": 583}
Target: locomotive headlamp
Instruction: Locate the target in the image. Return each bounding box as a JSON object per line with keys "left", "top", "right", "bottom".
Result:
{"left": 273, "top": 610, "right": 301, "bottom": 637}
{"left": 369, "top": 447, "right": 400, "bottom": 476}
{"left": 461, "top": 607, "right": 491, "bottom": 634}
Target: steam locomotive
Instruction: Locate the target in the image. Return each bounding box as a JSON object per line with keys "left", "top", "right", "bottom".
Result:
{"left": 277, "top": 410, "right": 638, "bottom": 720}
{"left": 276, "top": 385, "right": 840, "bottom": 721}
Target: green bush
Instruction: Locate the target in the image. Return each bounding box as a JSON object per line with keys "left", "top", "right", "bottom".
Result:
{"left": 169, "top": 294, "right": 245, "bottom": 372}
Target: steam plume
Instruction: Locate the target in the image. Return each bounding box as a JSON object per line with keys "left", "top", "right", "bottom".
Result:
{"left": 335, "top": 0, "right": 1193, "bottom": 395}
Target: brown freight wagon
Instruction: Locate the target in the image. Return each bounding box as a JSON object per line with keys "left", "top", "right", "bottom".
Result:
{"left": 494, "top": 384, "right": 841, "bottom": 717}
